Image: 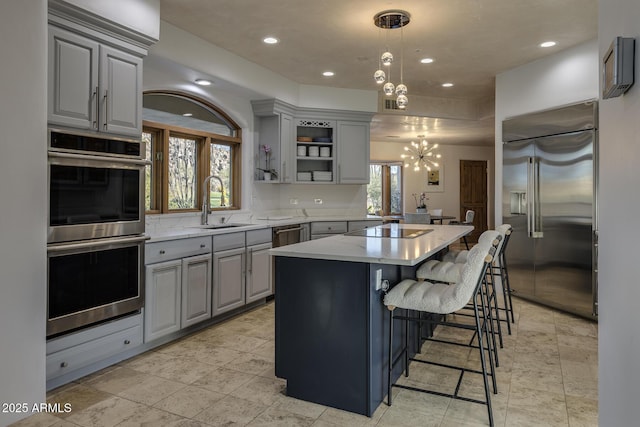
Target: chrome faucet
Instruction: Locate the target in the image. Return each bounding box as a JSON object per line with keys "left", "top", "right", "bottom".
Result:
{"left": 201, "top": 175, "right": 226, "bottom": 225}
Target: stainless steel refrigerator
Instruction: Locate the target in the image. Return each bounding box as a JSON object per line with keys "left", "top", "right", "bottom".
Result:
{"left": 502, "top": 101, "right": 597, "bottom": 319}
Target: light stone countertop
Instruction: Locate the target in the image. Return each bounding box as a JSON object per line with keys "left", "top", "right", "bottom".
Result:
{"left": 146, "top": 215, "right": 383, "bottom": 243}
{"left": 268, "top": 223, "right": 473, "bottom": 266}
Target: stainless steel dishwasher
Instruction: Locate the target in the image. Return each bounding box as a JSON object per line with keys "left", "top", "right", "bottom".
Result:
{"left": 270, "top": 224, "right": 303, "bottom": 299}
{"left": 272, "top": 224, "right": 303, "bottom": 247}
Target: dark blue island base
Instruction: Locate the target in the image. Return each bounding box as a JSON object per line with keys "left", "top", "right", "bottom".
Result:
{"left": 274, "top": 256, "right": 424, "bottom": 416}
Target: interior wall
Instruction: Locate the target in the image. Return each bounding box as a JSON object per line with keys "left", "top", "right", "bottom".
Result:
{"left": 370, "top": 140, "right": 495, "bottom": 224}
{"left": 597, "top": 0, "right": 640, "bottom": 424}
{"left": 0, "top": 1, "right": 47, "bottom": 425}
{"left": 494, "top": 39, "right": 599, "bottom": 225}
{"left": 59, "top": 0, "right": 160, "bottom": 39}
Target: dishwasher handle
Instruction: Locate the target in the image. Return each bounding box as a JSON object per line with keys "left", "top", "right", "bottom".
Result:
{"left": 274, "top": 226, "right": 303, "bottom": 234}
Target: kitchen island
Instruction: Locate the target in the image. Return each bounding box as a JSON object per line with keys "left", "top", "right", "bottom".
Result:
{"left": 271, "top": 224, "right": 473, "bottom": 416}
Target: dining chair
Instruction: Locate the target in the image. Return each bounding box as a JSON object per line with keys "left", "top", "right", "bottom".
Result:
{"left": 404, "top": 212, "right": 431, "bottom": 224}
{"left": 449, "top": 209, "right": 475, "bottom": 249}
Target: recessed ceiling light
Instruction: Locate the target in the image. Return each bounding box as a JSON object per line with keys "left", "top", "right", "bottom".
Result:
{"left": 182, "top": 113, "right": 193, "bottom": 117}
{"left": 194, "top": 79, "right": 212, "bottom": 86}
{"left": 442, "top": 83, "right": 454, "bottom": 87}
{"left": 263, "top": 36, "right": 279, "bottom": 44}
{"left": 322, "top": 71, "right": 335, "bottom": 77}
{"left": 420, "top": 58, "right": 434, "bottom": 64}
{"left": 540, "top": 41, "right": 557, "bottom": 48}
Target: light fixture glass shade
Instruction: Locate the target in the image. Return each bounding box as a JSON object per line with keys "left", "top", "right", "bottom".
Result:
{"left": 383, "top": 82, "right": 395, "bottom": 96}
{"left": 395, "top": 83, "right": 407, "bottom": 96}
{"left": 381, "top": 51, "right": 393, "bottom": 65}
{"left": 374, "top": 69, "right": 386, "bottom": 84}
{"left": 396, "top": 94, "right": 408, "bottom": 108}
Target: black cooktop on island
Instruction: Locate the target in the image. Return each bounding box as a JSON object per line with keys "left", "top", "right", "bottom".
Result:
{"left": 344, "top": 227, "right": 433, "bottom": 239}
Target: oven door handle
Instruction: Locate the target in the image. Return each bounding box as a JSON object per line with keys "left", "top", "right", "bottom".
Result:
{"left": 47, "top": 235, "right": 150, "bottom": 252}
{"left": 48, "top": 150, "right": 152, "bottom": 166}
{"left": 274, "top": 226, "right": 303, "bottom": 234}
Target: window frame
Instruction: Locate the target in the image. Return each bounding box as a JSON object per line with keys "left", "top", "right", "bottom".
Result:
{"left": 143, "top": 121, "right": 242, "bottom": 214}
{"left": 368, "top": 161, "right": 403, "bottom": 216}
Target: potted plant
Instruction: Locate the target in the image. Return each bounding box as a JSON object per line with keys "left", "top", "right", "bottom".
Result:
{"left": 257, "top": 144, "right": 278, "bottom": 180}
{"left": 412, "top": 192, "right": 428, "bottom": 213}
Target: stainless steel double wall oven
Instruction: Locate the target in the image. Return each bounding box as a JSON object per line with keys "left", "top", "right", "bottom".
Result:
{"left": 47, "top": 130, "right": 147, "bottom": 337}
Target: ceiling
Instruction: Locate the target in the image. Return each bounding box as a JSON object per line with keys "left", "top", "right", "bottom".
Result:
{"left": 157, "top": 0, "right": 597, "bottom": 146}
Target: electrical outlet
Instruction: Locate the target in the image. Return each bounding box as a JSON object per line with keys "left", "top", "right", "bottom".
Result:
{"left": 314, "top": 198, "right": 323, "bottom": 204}
{"left": 289, "top": 198, "right": 298, "bottom": 205}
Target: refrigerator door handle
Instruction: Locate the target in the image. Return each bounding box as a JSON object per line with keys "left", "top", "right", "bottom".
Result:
{"left": 527, "top": 157, "right": 534, "bottom": 237}
{"left": 527, "top": 157, "right": 544, "bottom": 239}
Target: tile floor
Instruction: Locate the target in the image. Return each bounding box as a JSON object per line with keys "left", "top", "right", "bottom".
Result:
{"left": 12, "top": 295, "right": 598, "bottom": 427}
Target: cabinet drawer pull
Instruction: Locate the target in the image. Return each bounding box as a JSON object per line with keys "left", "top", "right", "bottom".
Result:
{"left": 60, "top": 362, "right": 68, "bottom": 368}
{"left": 103, "top": 89, "right": 108, "bottom": 130}
{"left": 159, "top": 250, "right": 166, "bottom": 254}
{"left": 93, "top": 86, "right": 98, "bottom": 129}
{"left": 124, "top": 339, "right": 131, "bottom": 345}
{"left": 200, "top": 244, "right": 206, "bottom": 248}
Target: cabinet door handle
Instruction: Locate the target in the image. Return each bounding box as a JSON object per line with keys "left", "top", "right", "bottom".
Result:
{"left": 283, "top": 161, "right": 287, "bottom": 181}
{"left": 247, "top": 249, "right": 252, "bottom": 273}
{"left": 60, "top": 362, "right": 68, "bottom": 368}
{"left": 103, "top": 90, "right": 108, "bottom": 130}
{"left": 93, "top": 86, "right": 99, "bottom": 129}
{"left": 159, "top": 250, "right": 166, "bottom": 255}
{"left": 124, "top": 339, "right": 131, "bottom": 345}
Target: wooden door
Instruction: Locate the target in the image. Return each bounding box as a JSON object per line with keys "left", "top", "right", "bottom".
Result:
{"left": 459, "top": 160, "right": 488, "bottom": 243}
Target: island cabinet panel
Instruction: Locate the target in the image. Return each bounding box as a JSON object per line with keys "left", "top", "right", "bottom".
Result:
{"left": 275, "top": 257, "right": 413, "bottom": 416}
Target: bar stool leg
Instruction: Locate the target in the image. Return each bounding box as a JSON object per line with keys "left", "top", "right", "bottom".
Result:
{"left": 473, "top": 296, "right": 495, "bottom": 427}
{"left": 387, "top": 306, "right": 395, "bottom": 405}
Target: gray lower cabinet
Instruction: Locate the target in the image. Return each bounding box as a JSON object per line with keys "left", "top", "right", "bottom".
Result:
{"left": 145, "top": 259, "right": 181, "bottom": 341}
{"left": 348, "top": 220, "right": 383, "bottom": 232}
{"left": 46, "top": 313, "right": 143, "bottom": 386}
{"left": 310, "top": 221, "right": 348, "bottom": 240}
{"left": 246, "top": 242, "right": 273, "bottom": 303}
{"left": 213, "top": 229, "right": 272, "bottom": 316}
{"left": 144, "top": 237, "right": 212, "bottom": 342}
{"left": 212, "top": 245, "right": 246, "bottom": 316}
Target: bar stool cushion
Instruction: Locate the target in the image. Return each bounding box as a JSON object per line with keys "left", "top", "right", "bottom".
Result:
{"left": 415, "top": 259, "right": 462, "bottom": 283}
{"left": 385, "top": 233, "right": 497, "bottom": 314}
{"left": 441, "top": 230, "right": 502, "bottom": 264}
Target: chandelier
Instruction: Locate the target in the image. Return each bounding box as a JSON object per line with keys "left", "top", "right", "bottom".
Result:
{"left": 401, "top": 137, "right": 441, "bottom": 172}
{"left": 373, "top": 10, "right": 410, "bottom": 109}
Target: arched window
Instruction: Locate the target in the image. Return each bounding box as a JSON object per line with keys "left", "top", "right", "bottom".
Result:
{"left": 142, "top": 91, "right": 242, "bottom": 213}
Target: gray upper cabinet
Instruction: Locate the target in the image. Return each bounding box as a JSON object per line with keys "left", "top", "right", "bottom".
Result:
{"left": 337, "top": 121, "right": 370, "bottom": 184}
{"left": 252, "top": 99, "right": 374, "bottom": 185}
{"left": 48, "top": 25, "right": 142, "bottom": 137}
{"left": 99, "top": 45, "right": 142, "bottom": 137}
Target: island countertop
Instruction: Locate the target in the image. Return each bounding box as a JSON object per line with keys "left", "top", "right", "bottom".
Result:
{"left": 269, "top": 223, "right": 473, "bottom": 266}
